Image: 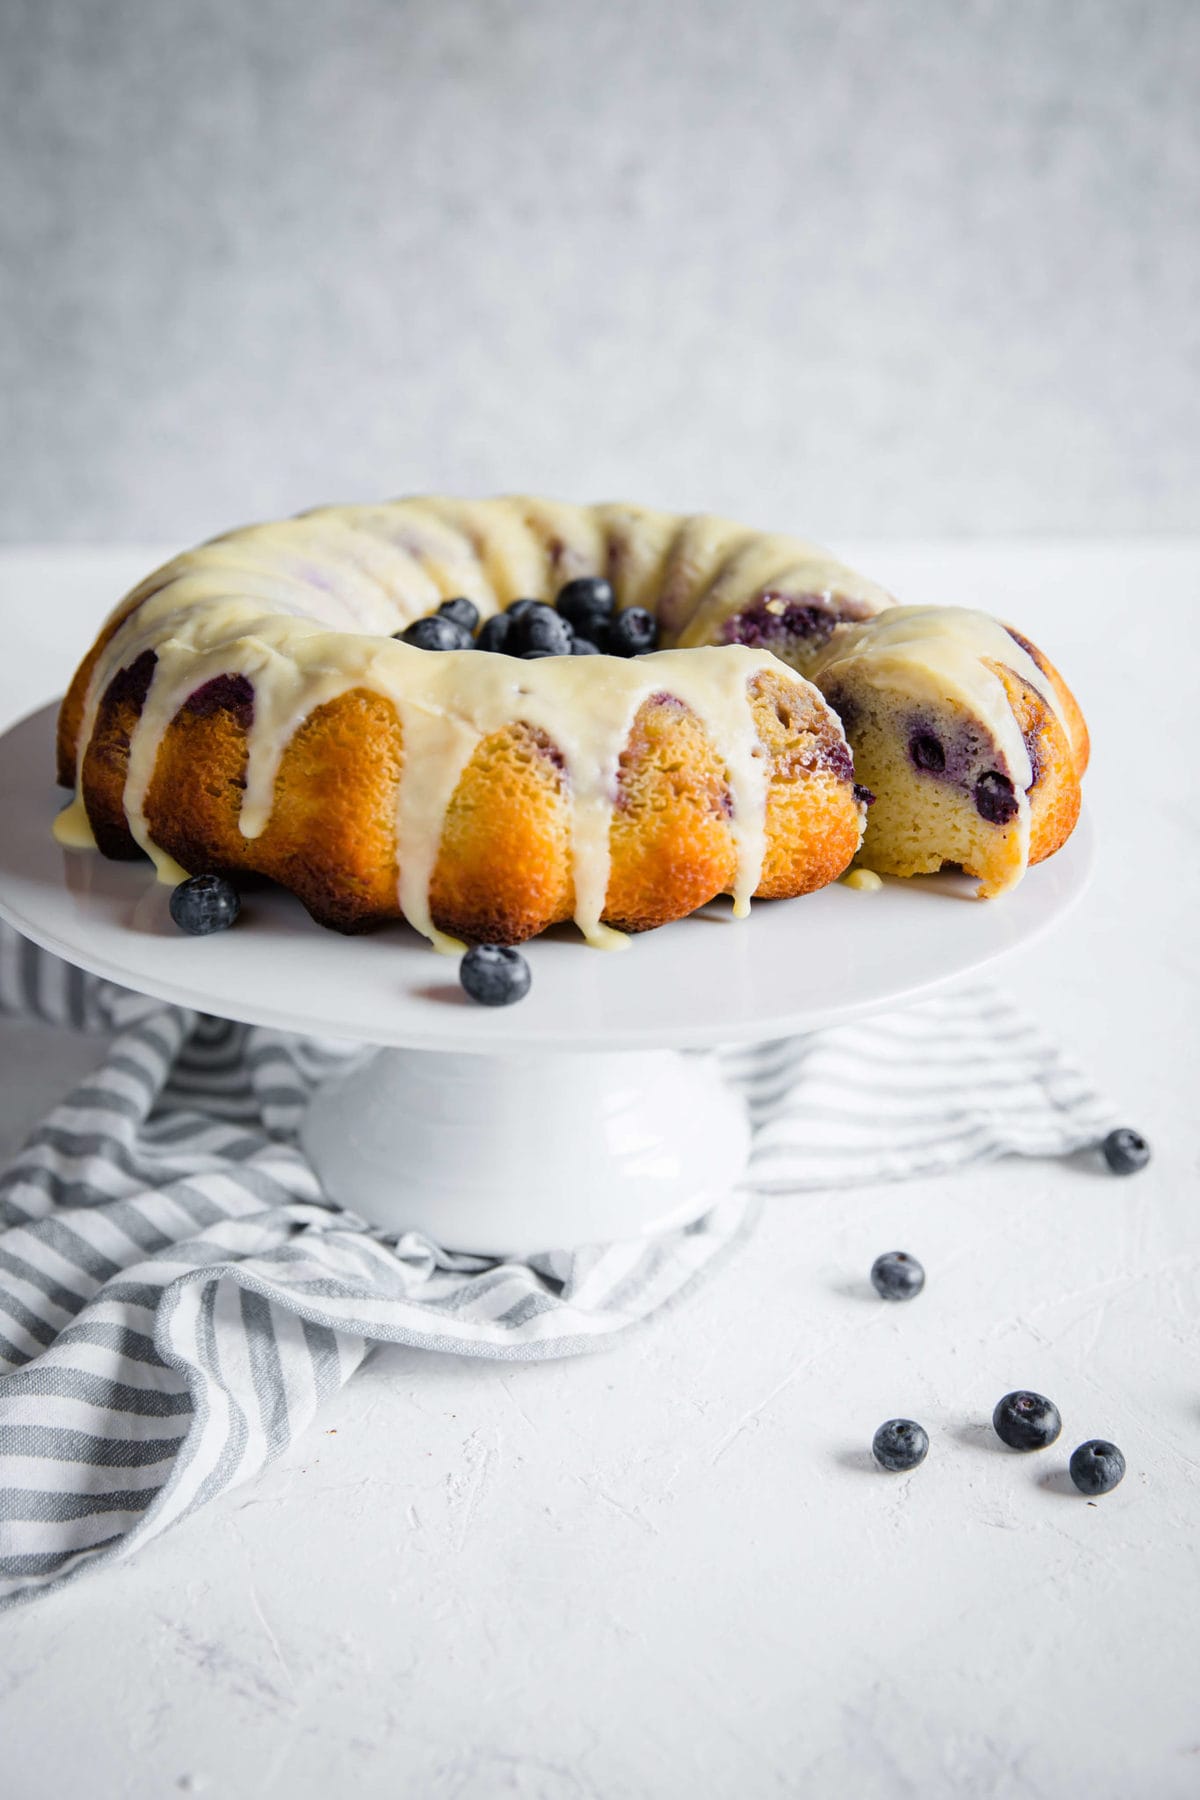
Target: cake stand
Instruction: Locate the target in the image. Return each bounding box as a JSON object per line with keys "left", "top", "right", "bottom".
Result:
{"left": 0, "top": 703, "right": 1094, "bottom": 1253}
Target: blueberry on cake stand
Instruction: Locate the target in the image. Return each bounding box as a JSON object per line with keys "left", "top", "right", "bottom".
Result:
{"left": 0, "top": 703, "right": 1093, "bottom": 1254}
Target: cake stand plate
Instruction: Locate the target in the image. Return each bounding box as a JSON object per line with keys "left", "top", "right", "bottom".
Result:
{"left": 0, "top": 703, "right": 1094, "bottom": 1251}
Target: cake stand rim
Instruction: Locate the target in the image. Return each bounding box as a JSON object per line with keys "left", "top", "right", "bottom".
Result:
{"left": 0, "top": 700, "right": 1096, "bottom": 1054}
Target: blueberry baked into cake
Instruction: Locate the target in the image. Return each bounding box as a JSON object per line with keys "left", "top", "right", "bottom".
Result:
{"left": 54, "top": 496, "right": 1088, "bottom": 948}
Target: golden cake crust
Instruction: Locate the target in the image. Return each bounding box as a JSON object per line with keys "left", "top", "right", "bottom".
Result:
{"left": 72, "top": 658, "right": 863, "bottom": 941}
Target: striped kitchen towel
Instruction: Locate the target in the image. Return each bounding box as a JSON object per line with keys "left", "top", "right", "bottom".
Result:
{"left": 0, "top": 921, "right": 1114, "bottom": 1609}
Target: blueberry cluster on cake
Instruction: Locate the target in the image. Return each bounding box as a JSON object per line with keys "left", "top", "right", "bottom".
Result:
{"left": 401, "top": 576, "right": 658, "bottom": 661}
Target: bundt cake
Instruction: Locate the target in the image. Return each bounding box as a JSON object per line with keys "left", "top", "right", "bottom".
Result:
{"left": 53, "top": 496, "right": 1087, "bottom": 947}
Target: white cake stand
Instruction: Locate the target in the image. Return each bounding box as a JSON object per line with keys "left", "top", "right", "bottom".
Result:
{"left": 0, "top": 703, "right": 1094, "bottom": 1253}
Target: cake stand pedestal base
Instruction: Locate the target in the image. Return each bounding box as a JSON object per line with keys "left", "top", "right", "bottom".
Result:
{"left": 300, "top": 1046, "right": 751, "bottom": 1256}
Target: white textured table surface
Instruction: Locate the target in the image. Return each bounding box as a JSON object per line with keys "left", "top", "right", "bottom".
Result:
{"left": 1, "top": 542, "right": 1198, "bottom": 1799}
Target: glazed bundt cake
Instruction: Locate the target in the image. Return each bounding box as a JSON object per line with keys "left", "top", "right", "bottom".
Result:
{"left": 54, "top": 496, "right": 1087, "bottom": 946}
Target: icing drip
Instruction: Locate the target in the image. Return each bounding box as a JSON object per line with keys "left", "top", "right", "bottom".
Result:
{"left": 650, "top": 655, "right": 771, "bottom": 918}
{"left": 52, "top": 795, "right": 97, "bottom": 850}
{"left": 63, "top": 498, "right": 879, "bottom": 947}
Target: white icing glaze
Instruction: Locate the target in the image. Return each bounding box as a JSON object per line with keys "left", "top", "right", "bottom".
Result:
{"left": 812, "top": 603, "right": 1070, "bottom": 791}
{"left": 63, "top": 498, "right": 872, "bottom": 947}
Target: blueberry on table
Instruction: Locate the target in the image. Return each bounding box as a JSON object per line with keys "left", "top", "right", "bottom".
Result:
{"left": 608, "top": 607, "right": 659, "bottom": 657}
{"left": 399, "top": 615, "right": 474, "bottom": 652}
{"left": 476, "top": 613, "right": 513, "bottom": 654}
{"left": 437, "top": 596, "right": 480, "bottom": 632}
{"left": 872, "top": 1419, "right": 929, "bottom": 1472}
{"left": 556, "top": 576, "right": 616, "bottom": 639}
{"left": 1068, "top": 1439, "right": 1126, "bottom": 1496}
{"left": 870, "top": 1251, "right": 925, "bottom": 1301}
{"left": 460, "top": 944, "right": 532, "bottom": 1007}
{"left": 510, "top": 602, "right": 574, "bottom": 657}
{"left": 1101, "top": 1128, "right": 1151, "bottom": 1175}
{"left": 169, "top": 873, "right": 241, "bottom": 936}
{"left": 992, "top": 1390, "right": 1062, "bottom": 1451}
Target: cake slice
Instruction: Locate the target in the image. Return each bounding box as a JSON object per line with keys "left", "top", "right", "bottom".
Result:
{"left": 812, "top": 607, "right": 1087, "bottom": 897}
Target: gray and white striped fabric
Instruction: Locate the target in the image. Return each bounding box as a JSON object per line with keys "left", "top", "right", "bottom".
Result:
{"left": 0, "top": 921, "right": 1114, "bottom": 1609}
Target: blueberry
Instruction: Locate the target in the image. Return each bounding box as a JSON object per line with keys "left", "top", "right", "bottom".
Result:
{"left": 399, "top": 614, "right": 474, "bottom": 652}
{"left": 608, "top": 607, "right": 659, "bottom": 657}
{"left": 1101, "top": 1128, "right": 1151, "bottom": 1175}
{"left": 872, "top": 1419, "right": 929, "bottom": 1472}
{"left": 476, "top": 613, "right": 514, "bottom": 654}
{"left": 974, "top": 770, "right": 1019, "bottom": 825}
{"left": 459, "top": 944, "right": 532, "bottom": 1007}
{"left": 169, "top": 873, "right": 241, "bottom": 936}
{"left": 437, "top": 596, "right": 480, "bottom": 632}
{"left": 570, "top": 636, "right": 602, "bottom": 655}
{"left": 556, "top": 576, "right": 616, "bottom": 639}
{"left": 992, "top": 1390, "right": 1062, "bottom": 1451}
{"left": 870, "top": 1251, "right": 925, "bottom": 1301}
{"left": 909, "top": 732, "right": 946, "bottom": 773}
{"left": 505, "top": 598, "right": 542, "bottom": 622}
{"left": 509, "top": 602, "right": 574, "bottom": 657}
{"left": 1068, "top": 1438, "right": 1126, "bottom": 1496}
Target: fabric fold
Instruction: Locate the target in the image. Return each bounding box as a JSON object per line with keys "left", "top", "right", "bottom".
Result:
{"left": 0, "top": 921, "right": 1114, "bottom": 1607}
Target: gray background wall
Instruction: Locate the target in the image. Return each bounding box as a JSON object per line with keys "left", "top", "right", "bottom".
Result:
{"left": 1, "top": 0, "right": 1196, "bottom": 545}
